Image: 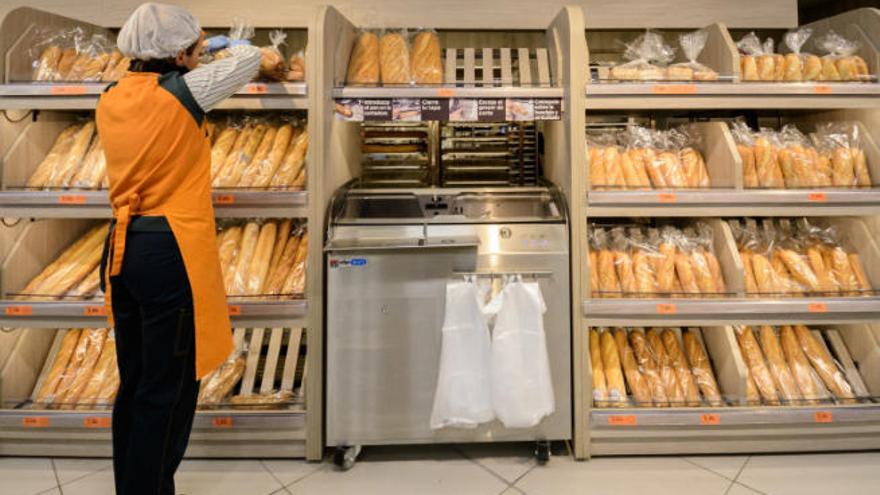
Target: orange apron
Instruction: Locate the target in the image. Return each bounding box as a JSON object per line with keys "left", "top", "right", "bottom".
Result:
{"left": 96, "top": 72, "right": 232, "bottom": 379}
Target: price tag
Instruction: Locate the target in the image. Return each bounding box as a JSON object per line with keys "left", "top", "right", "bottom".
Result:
{"left": 84, "top": 305, "right": 107, "bottom": 316}
{"left": 700, "top": 413, "right": 720, "bottom": 425}
{"left": 813, "top": 85, "right": 833, "bottom": 94}
{"left": 656, "top": 303, "right": 677, "bottom": 315}
{"left": 657, "top": 192, "right": 677, "bottom": 203}
{"left": 246, "top": 83, "right": 268, "bottom": 94}
{"left": 50, "top": 85, "right": 88, "bottom": 96}
{"left": 84, "top": 416, "right": 111, "bottom": 428}
{"left": 814, "top": 411, "right": 833, "bottom": 423}
{"left": 651, "top": 84, "right": 697, "bottom": 95}
{"left": 607, "top": 414, "right": 637, "bottom": 426}
{"left": 215, "top": 194, "right": 236, "bottom": 205}
{"left": 5, "top": 305, "right": 33, "bottom": 316}
{"left": 212, "top": 416, "right": 234, "bottom": 428}
{"left": 58, "top": 194, "right": 87, "bottom": 205}
{"left": 23, "top": 416, "right": 49, "bottom": 428}
{"left": 807, "top": 192, "right": 828, "bottom": 202}
{"left": 437, "top": 88, "right": 456, "bottom": 97}
{"left": 808, "top": 302, "right": 828, "bottom": 313}
{"left": 228, "top": 305, "right": 242, "bottom": 316}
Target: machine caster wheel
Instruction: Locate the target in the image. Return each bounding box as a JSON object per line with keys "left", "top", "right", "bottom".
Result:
{"left": 333, "top": 445, "right": 361, "bottom": 471}
{"left": 534, "top": 441, "right": 551, "bottom": 465}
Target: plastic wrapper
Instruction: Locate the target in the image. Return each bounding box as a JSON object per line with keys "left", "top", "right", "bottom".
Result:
{"left": 264, "top": 228, "right": 303, "bottom": 295}
{"left": 645, "top": 328, "right": 685, "bottom": 405}
{"left": 814, "top": 30, "right": 871, "bottom": 82}
{"left": 734, "top": 325, "right": 780, "bottom": 404}
{"left": 259, "top": 30, "right": 287, "bottom": 81}
{"left": 597, "top": 328, "right": 627, "bottom": 407}
{"left": 18, "top": 225, "right": 106, "bottom": 299}
{"left": 28, "top": 124, "right": 82, "bottom": 188}
{"left": 737, "top": 32, "right": 778, "bottom": 81}
{"left": 281, "top": 231, "right": 308, "bottom": 295}
{"left": 611, "top": 228, "right": 637, "bottom": 295}
{"left": 589, "top": 328, "right": 608, "bottom": 403}
{"left": 346, "top": 30, "right": 380, "bottom": 85}
{"left": 778, "top": 325, "right": 820, "bottom": 404}
{"left": 661, "top": 329, "right": 701, "bottom": 406}
{"left": 30, "top": 28, "right": 117, "bottom": 82}
{"left": 781, "top": 28, "right": 813, "bottom": 82}
{"left": 777, "top": 125, "right": 820, "bottom": 188}
{"left": 287, "top": 50, "right": 306, "bottom": 81}
{"left": 792, "top": 325, "right": 856, "bottom": 403}
{"left": 198, "top": 350, "right": 247, "bottom": 406}
{"left": 610, "top": 30, "right": 674, "bottom": 81}
{"left": 269, "top": 128, "right": 308, "bottom": 188}
{"left": 753, "top": 129, "right": 785, "bottom": 188}
{"left": 667, "top": 29, "right": 718, "bottom": 81}
{"left": 613, "top": 328, "right": 652, "bottom": 406}
{"left": 70, "top": 136, "right": 107, "bottom": 189}
{"left": 217, "top": 220, "right": 305, "bottom": 297}
{"left": 74, "top": 333, "right": 116, "bottom": 409}
{"left": 757, "top": 325, "right": 802, "bottom": 404}
{"left": 243, "top": 221, "right": 277, "bottom": 295}
{"left": 411, "top": 30, "right": 442, "bottom": 84}
{"left": 591, "top": 228, "right": 621, "bottom": 297}
{"left": 229, "top": 391, "right": 295, "bottom": 410}
{"left": 239, "top": 124, "right": 295, "bottom": 188}
{"left": 380, "top": 30, "right": 412, "bottom": 85}
{"left": 51, "top": 328, "right": 108, "bottom": 409}
{"left": 214, "top": 122, "right": 268, "bottom": 187}
{"left": 682, "top": 328, "right": 723, "bottom": 406}
{"left": 34, "top": 329, "right": 82, "bottom": 406}
{"left": 214, "top": 18, "right": 255, "bottom": 62}
{"left": 812, "top": 122, "right": 871, "bottom": 187}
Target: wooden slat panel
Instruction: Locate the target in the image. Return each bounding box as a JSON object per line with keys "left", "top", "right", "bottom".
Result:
{"left": 482, "top": 48, "right": 494, "bottom": 86}
{"left": 240, "top": 328, "right": 265, "bottom": 396}
{"left": 281, "top": 328, "right": 303, "bottom": 392}
{"left": 463, "top": 48, "right": 476, "bottom": 86}
{"left": 517, "top": 48, "right": 531, "bottom": 85}
{"left": 499, "top": 47, "right": 513, "bottom": 86}
{"left": 445, "top": 48, "right": 457, "bottom": 85}
{"left": 536, "top": 47, "right": 551, "bottom": 86}
{"left": 260, "top": 328, "right": 284, "bottom": 394}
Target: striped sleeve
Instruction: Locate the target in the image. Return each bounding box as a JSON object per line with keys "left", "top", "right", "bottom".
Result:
{"left": 183, "top": 45, "right": 261, "bottom": 112}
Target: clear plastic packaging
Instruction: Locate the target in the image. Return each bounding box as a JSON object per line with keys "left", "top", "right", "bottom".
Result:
{"left": 667, "top": 29, "right": 718, "bottom": 81}
{"left": 646, "top": 328, "right": 686, "bottom": 405}
{"left": 597, "top": 328, "right": 627, "bottom": 407}
{"left": 613, "top": 328, "right": 653, "bottom": 406}
{"left": 661, "top": 329, "right": 702, "bottom": 406}
{"left": 737, "top": 32, "right": 778, "bottom": 82}
{"left": 734, "top": 325, "right": 781, "bottom": 405}
{"left": 792, "top": 325, "right": 856, "bottom": 403}
{"left": 589, "top": 328, "right": 609, "bottom": 403}
{"left": 410, "top": 29, "right": 442, "bottom": 84}
{"left": 782, "top": 28, "right": 813, "bottom": 82}
{"left": 259, "top": 30, "right": 287, "bottom": 81}
{"left": 611, "top": 30, "right": 675, "bottom": 81}
{"left": 757, "top": 325, "right": 803, "bottom": 404}
{"left": 214, "top": 18, "right": 255, "bottom": 61}
{"left": 379, "top": 30, "right": 413, "bottom": 85}
{"left": 229, "top": 390, "right": 295, "bottom": 410}
{"left": 287, "top": 50, "right": 306, "bottom": 81}
{"left": 346, "top": 30, "right": 380, "bottom": 85}
{"left": 814, "top": 30, "right": 870, "bottom": 82}
{"left": 778, "top": 325, "right": 821, "bottom": 404}
{"left": 198, "top": 349, "right": 247, "bottom": 407}
{"left": 628, "top": 328, "right": 668, "bottom": 407}
{"left": 682, "top": 328, "right": 723, "bottom": 406}
{"left": 812, "top": 122, "right": 872, "bottom": 187}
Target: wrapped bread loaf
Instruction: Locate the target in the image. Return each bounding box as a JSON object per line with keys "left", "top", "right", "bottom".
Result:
{"left": 589, "top": 329, "right": 608, "bottom": 404}
{"left": 49, "top": 122, "right": 96, "bottom": 187}
{"left": 281, "top": 232, "right": 309, "bottom": 295}
{"left": 75, "top": 336, "right": 117, "bottom": 409}
{"left": 214, "top": 125, "right": 254, "bottom": 185}
{"left": 269, "top": 220, "right": 293, "bottom": 273}
{"left": 35, "top": 329, "right": 82, "bottom": 405}
{"left": 264, "top": 232, "right": 302, "bottom": 295}
{"left": 757, "top": 326, "right": 802, "bottom": 404}
{"left": 239, "top": 124, "right": 294, "bottom": 188}
{"left": 589, "top": 250, "right": 599, "bottom": 294}
{"left": 215, "top": 124, "right": 268, "bottom": 187}
{"left": 683, "top": 328, "right": 723, "bottom": 406}
{"left": 614, "top": 328, "right": 652, "bottom": 406}
{"left": 33, "top": 45, "right": 63, "bottom": 80}
{"left": 198, "top": 352, "right": 246, "bottom": 406}
{"left": 346, "top": 31, "right": 380, "bottom": 85}
{"left": 95, "top": 366, "right": 120, "bottom": 406}
{"left": 662, "top": 329, "right": 702, "bottom": 406}
{"left": 28, "top": 124, "right": 82, "bottom": 188}
{"left": 218, "top": 225, "right": 243, "bottom": 287}
{"left": 235, "top": 126, "right": 277, "bottom": 187}
{"left": 243, "top": 222, "right": 277, "bottom": 295}
{"left": 210, "top": 128, "right": 239, "bottom": 179}
{"left": 227, "top": 222, "right": 260, "bottom": 295}
{"left": 270, "top": 129, "right": 308, "bottom": 188}
{"left": 793, "top": 325, "right": 855, "bottom": 403}
{"left": 57, "top": 328, "right": 109, "bottom": 409}
{"left": 779, "top": 325, "right": 820, "bottom": 404}
{"left": 600, "top": 330, "right": 627, "bottom": 407}
{"left": 735, "top": 326, "right": 780, "bottom": 405}
{"left": 646, "top": 328, "right": 685, "bottom": 405}
{"left": 411, "top": 31, "right": 442, "bottom": 84}
{"left": 229, "top": 391, "right": 295, "bottom": 410}
{"left": 50, "top": 330, "right": 92, "bottom": 407}
{"left": 20, "top": 225, "right": 106, "bottom": 299}
{"left": 379, "top": 32, "right": 411, "bottom": 84}
{"left": 629, "top": 328, "right": 668, "bottom": 406}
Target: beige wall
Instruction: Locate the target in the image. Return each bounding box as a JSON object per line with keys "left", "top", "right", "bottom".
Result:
{"left": 0, "top": 0, "right": 797, "bottom": 30}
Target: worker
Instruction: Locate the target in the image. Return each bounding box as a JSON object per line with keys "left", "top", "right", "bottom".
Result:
{"left": 95, "top": 3, "right": 260, "bottom": 494}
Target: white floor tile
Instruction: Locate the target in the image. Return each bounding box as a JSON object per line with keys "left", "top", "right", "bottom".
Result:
{"left": 515, "top": 456, "right": 731, "bottom": 495}
{"left": 737, "top": 452, "right": 880, "bottom": 495}
{"left": 262, "top": 459, "right": 323, "bottom": 486}
{"left": 726, "top": 483, "right": 765, "bottom": 495}
{"left": 175, "top": 460, "right": 286, "bottom": 495}
{"left": 34, "top": 489, "right": 62, "bottom": 495}
{"left": 53, "top": 458, "right": 112, "bottom": 486}
{"left": 57, "top": 468, "right": 115, "bottom": 495}
{"left": 501, "top": 487, "right": 527, "bottom": 495}
{"left": 0, "top": 458, "right": 58, "bottom": 495}
{"left": 456, "top": 443, "right": 536, "bottom": 483}
{"left": 683, "top": 455, "right": 749, "bottom": 480}
{"left": 290, "top": 446, "right": 507, "bottom": 495}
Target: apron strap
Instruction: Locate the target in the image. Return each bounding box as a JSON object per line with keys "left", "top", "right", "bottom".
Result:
{"left": 108, "top": 193, "right": 141, "bottom": 277}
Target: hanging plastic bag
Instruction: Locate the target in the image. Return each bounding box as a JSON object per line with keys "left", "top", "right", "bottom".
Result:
{"left": 668, "top": 29, "right": 718, "bottom": 81}
{"left": 491, "top": 276, "right": 554, "bottom": 428}
{"left": 429, "top": 278, "right": 494, "bottom": 429}
{"left": 260, "top": 30, "right": 287, "bottom": 81}
{"left": 611, "top": 30, "right": 675, "bottom": 81}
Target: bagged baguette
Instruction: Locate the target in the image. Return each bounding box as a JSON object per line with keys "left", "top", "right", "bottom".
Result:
{"left": 34, "top": 329, "right": 82, "bottom": 406}
{"left": 589, "top": 329, "right": 608, "bottom": 404}
{"left": 346, "top": 31, "right": 380, "bottom": 85}
{"left": 592, "top": 228, "right": 620, "bottom": 297}
{"left": 734, "top": 326, "right": 780, "bottom": 404}
{"left": 210, "top": 127, "right": 240, "bottom": 180}
{"left": 28, "top": 124, "right": 83, "bottom": 188}
{"left": 57, "top": 328, "right": 109, "bottom": 409}
{"left": 228, "top": 222, "right": 260, "bottom": 295}
{"left": 33, "top": 45, "right": 63, "bottom": 81}
{"left": 71, "top": 136, "right": 107, "bottom": 189}
{"left": 379, "top": 31, "right": 412, "bottom": 84}
{"left": 614, "top": 328, "right": 652, "bottom": 406}
{"left": 646, "top": 328, "right": 685, "bottom": 405}
{"left": 667, "top": 29, "right": 718, "bottom": 81}
{"left": 287, "top": 51, "right": 305, "bottom": 81}
{"left": 662, "top": 329, "right": 701, "bottom": 406}
{"left": 629, "top": 328, "right": 668, "bottom": 406}
{"left": 243, "top": 221, "right": 277, "bottom": 295}
{"left": 213, "top": 124, "right": 255, "bottom": 186}
{"left": 778, "top": 325, "right": 820, "bottom": 404}
{"left": 281, "top": 232, "right": 309, "bottom": 295}
{"left": 610, "top": 228, "right": 637, "bottom": 296}
{"left": 411, "top": 30, "right": 442, "bottom": 84}
{"left": 782, "top": 28, "right": 813, "bottom": 82}
{"left": 611, "top": 30, "right": 674, "bottom": 81}
{"left": 215, "top": 124, "right": 269, "bottom": 187}
{"left": 757, "top": 325, "right": 802, "bottom": 404}
{"left": 198, "top": 351, "right": 246, "bottom": 406}
{"left": 50, "top": 330, "right": 92, "bottom": 408}
{"left": 269, "top": 129, "right": 308, "bottom": 188}
{"left": 656, "top": 227, "right": 678, "bottom": 294}
{"left": 683, "top": 328, "right": 723, "bottom": 406}
{"left": 230, "top": 391, "right": 295, "bottom": 410}
{"left": 268, "top": 219, "right": 294, "bottom": 274}
{"left": 264, "top": 230, "right": 303, "bottom": 295}
{"left": 600, "top": 329, "right": 627, "bottom": 407}
{"left": 628, "top": 228, "right": 658, "bottom": 297}
{"left": 730, "top": 122, "right": 759, "bottom": 188}
{"left": 793, "top": 325, "right": 855, "bottom": 403}
{"left": 75, "top": 334, "right": 116, "bottom": 409}
{"left": 812, "top": 122, "right": 871, "bottom": 187}
{"left": 259, "top": 30, "right": 287, "bottom": 81}
{"left": 815, "top": 30, "right": 870, "bottom": 82}
{"left": 239, "top": 124, "right": 294, "bottom": 188}
{"left": 589, "top": 250, "right": 599, "bottom": 295}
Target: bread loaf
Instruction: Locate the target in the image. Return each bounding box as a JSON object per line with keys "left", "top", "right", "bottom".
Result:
{"left": 287, "top": 53, "right": 305, "bottom": 81}
{"left": 237, "top": 126, "right": 279, "bottom": 187}
{"left": 803, "top": 54, "right": 822, "bottom": 81}
{"left": 756, "top": 54, "right": 775, "bottom": 81}
{"left": 589, "top": 329, "right": 608, "bottom": 403}
{"left": 75, "top": 336, "right": 116, "bottom": 409}
{"left": 49, "top": 122, "right": 96, "bottom": 187}
{"left": 656, "top": 240, "right": 677, "bottom": 294}
{"left": 614, "top": 328, "right": 652, "bottom": 406}
{"left": 741, "top": 251, "right": 759, "bottom": 294}
{"left": 347, "top": 32, "right": 380, "bottom": 84}
{"left": 210, "top": 128, "right": 239, "bottom": 180}
{"left": 597, "top": 249, "right": 620, "bottom": 297}
{"left": 853, "top": 149, "right": 871, "bottom": 187}
{"left": 779, "top": 325, "right": 819, "bottom": 404}
{"left": 265, "top": 233, "right": 302, "bottom": 295}
{"left": 772, "top": 54, "right": 785, "bottom": 81}
{"left": 600, "top": 330, "right": 627, "bottom": 407}
{"left": 51, "top": 330, "right": 92, "bottom": 408}
{"left": 281, "top": 232, "right": 309, "bottom": 295}
{"left": 199, "top": 353, "right": 246, "bottom": 406}
{"left": 268, "top": 220, "right": 293, "bottom": 274}
{"left": 633, "top": 251, "right": 657, "bottom": 296}
{"left": 58, "top": 328, "right": 109, "bottom": 409}
{"left": 735, "top": 326, "right": 779, "bottom": 405}
{"left": 629, "top": 329, "right": 668, "bottom": 406}
{"left": 270, "top": 129, "right": 308, "bottom": 187}
{"left": 674, "top": 253, "right": 701, "bottom": 296}
{"left": 589, "top": 147, "right": 606, "bottom": 189}
{"left": 662, "top": 329, "right": 701, "bottom": 406}
{"left": 778, "top": 249, "right": 821, "bottom": 292}
{"left": 683, "top": 329, "right": 723, "bottom": 406}
{"left": 646, "top": 329, "right": 685, "bottom": 405}
{"left": 214, "top": 125, "right": 254, "bottom": 186}
{"left": 244, "top": 221, "right": 277, "bottom": 295}
{"left": 614, "top": 250, "right": 637, "bottom": 295}
{"left": 379, "top": 32, "right": 412, "bottom": 84}
{"left": 34, "top": 45, "right": 63, "bottom": 80}
{"left": 828, "top": 246, "right": 859, "bottom": 293}
{"left": 411, "top": 31, "right": 442, "bottom": 84}
{"left": 793, "top": 325, "right": 855, "bottom": 403}
{"left": 831, "top": 148, "right": 855, "bottom": 186}
{"left": 820, "top": 57, "right": 842, "bottom": 81}
{"left": 741, "top": 55, "right": 758, "bottom": 81}
{"left": 689, "top": 249, "right": 716, "bottom": 295}
{"left": 243, "top": 124, "right": 294, "bottom": 188}
{"left": 783, "top": 53, "right": 803, "bottom": 82}
{"left": 807, "top": 246, "right": 836, "bottom": 293}
{"left": 757, "top": 325, "right": 802, "bottom": 404}
{"left": 228, "top": 222, "right": 260, "bottom": 295}
{"left": 589, "top": 250, "right": 599, "bottom": 294}
{"left": 28, "top": 124, "right": 82, "bottom": 188}
{"left": 35, "top": 329, "right": 82, "bottom": 405}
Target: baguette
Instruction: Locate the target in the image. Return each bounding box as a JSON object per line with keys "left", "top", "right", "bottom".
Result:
{"left": 680, "top": 148, "right": 707, "bottom": 188}
{"left": 810, "top": 148, "right": 833, "bottom": 186}
{"left": 738, "top": 144, "right": 759, "bottom": 188}
{"left": 58, "top": 328, "right": 109, "bottom": 409}
{"left": 620, "top": 151, "right": 648, "bottom": 189}
{"left": 34, "top": 329, "right": 82, "bottom": 405}
{"left": 793, "top": 325, "right": 855, "bottom": 403}
{"left": 629, "top": 329, "right": 668, "bottom": 406}
{"left": 229, "top": 391, "right": 295, "bottom": 410}
{"left": 216, "top": 124, "right": 269, "bottom": 187}
{"left": 28, "top": 226, "right": 105, "bottom": 298}
{"left": 646, "top": 328, "right": 685, "bottom": 405}
{"left": 772, "top": 54, "right": 785, "bottom": 81}
{"left": 745, "top": 368, "right": 761, "bottom": 404}
{"left": 819, "top": 57, "right": 841, "bottom": 81}
{"left": 757, "top": 325, "right": 802, "bottom": 404}
{"left": 602, "top": 147, "right": 626, "bottom": 189}
{"left": 241, "top": 124, "right": 294, "bottom": 188}
{"left": 614, "top": 328, "right": 652, "bottom": 406}
{"left": 597, "top": 249, "right": 620, "bottom": 297}
{"left": 379, "top": 32, "right": 411, "bottom": 84}
{"left": 853, "top": 149, "right": 871, "bottom": 187}
{"left": 33, "top": 45, "right": 63, "bottom": 81}
{"left": 741, "top": 55, "right": 758, "bottom": 81}
{"left": 674, "top": 253, "right": 701, "bottom": 296}
{"left": 281, "top": 232, "right": 309, "bottom": 295}
{"left": 71, "top": 137, "right": 107, "bottom": 189}
{"left": 53, "top": 48, "right": 79, "bottom": 81}
{"left": 198, "top": 354, "right": 246, "bottom": 406}
{"left": 235, "top": 125, "right": 278, "bottom": 187}
{"left": 213, "top": 125, "right": 254, "bottom": 186}
{"left": 210, "top": 128, "right": 239, "bottom": 180}
{"left": 740, "top": 251, "right": 759, "bottom": 294}
{"left": 749, "top": 253, "right": 777, "bottom": 294}
{"left": 100, "top": 50, "right": 123, "bottom": 81}
{"left": 689, "top": 249, "right": 716, "bottom": 295}
{"left": 589, "top": 329, "right": 608, "bottom": 404}
{"left": 244, "top": 221, "right": 277, "bottom": 295}
{"left": 28, "top": 124, "right": 82, "bottom": 188}
{"left": 807, "top": 246, "right": 837, "bottom": 294}
{"left": 218, "top": 226, "right": 243, "bottom": 290}
{"left": 61, "top": 53, "right": 90, "bottom": 81}
{"left": 589, "top": 250, "right": 599, "bottom": 294}
{"left": 783, "top": 53, "right": 803, "bottom": 82}
{"left": 756, "top": 54, "right": 775, "bottom": 81}
{"left": 778, "top": 249, "right": 821, "bottom": 292}
{"left": 66, "top": 266, "right": 101, "bottom": 298}
{"left": 779, "top": 325, "right": 820, "bottom": 404}
{"left": 658, "top": 151, "right": 688, "bottom": 188}
{"left": 75, "top": 336, "right": 116, "bottom": 409}
{"left": 81, "top": 53, "right": 111, "bottom": 81}
{"left": 755, "top": 137, "right": 783, "bottom": 188}
{"left": 269, "top": 129, "right": 308, "bottom": 187}
{"left": 95, "top": 366, "right": 120, "bottom": 407}
{"left": 803, "top": 54, "right": 822, "bottom": 81}
{"left": 228, "top": 222, "right": 260, "bottom": 295}
{"left": 642, "top": 149, "right": 667, "bottom": 188}
{"left": 683, "top": 329, "right": 723, "bottom": 406}
{"left": 771, "top": 252, "right": 802, "bottom": 295}
{"left": 662, "top": 329, "right": 701, "bottom": 406}
{"left": 633, "top": 250, "right": 657, "bottom": 296}
{"left": 47, "top": 122, "right": 96, "bottom": 187}
{"left": 600, "top": 330, "right": 627, "bottom": 407}
{"left": 50, "top": 330, "right": 92, "bottom": 408}
{"left": 735, "top": 326, "right": 780, "bottom": 405}
{"left": 656, "top": 239, "right": 677, "bottom": 294}
{"left": 410, "top": 31, "right": 442, "bottom": 84}
{"left": 346, "top": 32, "right": 380, "bottom": 85}
{"left": 831, "top": 148, "right": 855, "bottom": 187}
{"left": 265, "top": 233, "right": 302, "bottom": 295}
{"left": 589, "top": 147, "right": 606, "bottom": 189}
{"left": 614, "top": 249, "right": 637, "bottom": 295}
{"left": 268, "top": 220, "right": 293, "bottom": 275}
{"left": 836, "top": 57, "right": 858, "bottom": 81}
{"left": 20, "top": 226, "right": 102, "bottom": 297}
{"left": 828, "top": 246, "right": 859, "bottom": 293}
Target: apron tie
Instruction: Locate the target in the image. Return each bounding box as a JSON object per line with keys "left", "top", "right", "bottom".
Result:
{"left": 109, "top": 193, "right": 141, "bottom": 277}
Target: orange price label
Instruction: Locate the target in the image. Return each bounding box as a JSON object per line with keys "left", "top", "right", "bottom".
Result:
{"left": 84, "top": 305, "right": 107, "bottom": 316}
{"left": 437, "top": 88, "right": 456, "bottom": 97}
{"left": 215, "top": 194, "right": 236, "bottom": 205}
{"left": 656, "top": 303, "right": 677, "bottom": 315}
{"left": 700, "top": 413, "right": 720, "bottom": 425}
{"left": 813, "top": 85, "right": 833, "bottom": 94}
{"left": 657, "top": 192, "right": 677, "bottom": 203}
{"left": 807, "top": 192, "right": 828, "bottom": 202}
{"left": 607, "top": 414, "right": 637, "bottom": 426}
{"left": 84, "top": 416, "right": 111, "bottom": 428}
{"left": 228, "top": 305, "right": 242, "bottom": 316}
{"left": 23, "top": 416, "right": 49, "bottom": 428}
{"left": 808, "top": 302, "right": 828, "bottom": 313}
{"left": 814, "top": 411, "right": 833, "bottom": 423}
{"left": 58, "top": 194, "right": 86, "bottom": 205}
{"left": 246, "top": 83, "right": 268, "bottom": 94}
{"left": 5, "top": 305, "right": 33, "bottom": 316}
{"left": 651, "top": 84, "right": 697, "bottom": 95}
{"left": 212, "top": 416, "right": 234, "bottom": 428}
{"left": 50, "top": 85, "right": 88, "bottom": 96}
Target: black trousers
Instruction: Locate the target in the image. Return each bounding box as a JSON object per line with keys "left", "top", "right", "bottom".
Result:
{"left": 107, "top": 226, "right": 199, "bottom": 495}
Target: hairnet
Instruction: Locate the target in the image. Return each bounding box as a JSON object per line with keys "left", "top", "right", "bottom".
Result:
{"left": 117, "top": 3, "right": 201, "bottom": 60}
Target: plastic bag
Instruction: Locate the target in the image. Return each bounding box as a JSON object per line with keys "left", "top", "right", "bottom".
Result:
{"left": 730, "top": 121, "right": 759, "bottom": 188}
{"left": 259, "top": 30, "right": 287, "bottom": 81}
{"left": 592, "top": 228, "right": 621, "bottom": 298}
{"left": 198, "top": 349, "right": 246, "bottom": 407}
{"left": 411, "top": 30, "right": 442, "bottom": 84}
{"left": 734, "top": 325, "right": 780, "bottom": 405}
{"left": 611, "top": 30, "right": 675, "bottom": 81}
{"left": 380, "top": 30, "right": 413, "bottom": 85}
{"left": 781, "top": 28, "right": 812, "bottom": 82}
{"left": 30, "top": 27, "right": 83, "bottom": 81}
{"left": 668, "top": 29, "right": 718, "bottom": 81}
{"left": 214, "top": 18, "right": 255, "bottom": 61}
{"left": 814, "top": 30, "right": 870, "bottom": 82}
{"left": 628, "top": 328, "right": 668, "bottom": 406}
{"left": 737, "top": 32, "right": 778, "bottom": 81}
{"left": 682, "top": 328, "right": 723, "bottom": 406}
{"left": 792, "top": 325, "right": 856, "bottom": 403}
{"left": 346, "top": 30, "right": 380, "bottom": 85}
{"left": 490, "top": 276, "right": 554, "bottom": 428}
{"left": 430, "top": 278, "right": 494, "bottom": 429}
{"left": 812, "top": 122, "right": 871, "bottom": 187}
{"left": 287, "top": 50, "right": 306, "bottom": 81}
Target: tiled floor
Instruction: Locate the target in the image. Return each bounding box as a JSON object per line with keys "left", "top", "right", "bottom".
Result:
{"left": 2, "top": 446, "right": 878, "bottom": 495}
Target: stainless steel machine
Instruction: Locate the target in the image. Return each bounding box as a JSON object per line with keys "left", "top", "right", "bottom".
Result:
{"left": 325, "top": 182, "right": 571, "bottom": 467}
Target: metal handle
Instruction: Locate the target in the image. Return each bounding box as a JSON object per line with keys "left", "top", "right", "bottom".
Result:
{"left": 326, "top": 240, "right": 480, "bottom": 252}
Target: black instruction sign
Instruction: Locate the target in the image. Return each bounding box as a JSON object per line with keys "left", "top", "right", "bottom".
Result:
{"left": 362, "top": 99, "right": 393, "bottom": 121}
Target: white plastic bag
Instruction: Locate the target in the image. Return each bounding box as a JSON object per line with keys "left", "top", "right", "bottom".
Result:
{"left": 429, "top": 279, "right": 495, "bottom": 429}
{"left": 491, "top": 276, "right": 555, "bottom": 428}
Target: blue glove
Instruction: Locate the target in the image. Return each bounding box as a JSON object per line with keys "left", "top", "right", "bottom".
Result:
{"left": 205, "top": 35, "right": 230, "bottom": 52}
{"left": 229, "top": 39, "right": 252, "bottom": 47}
